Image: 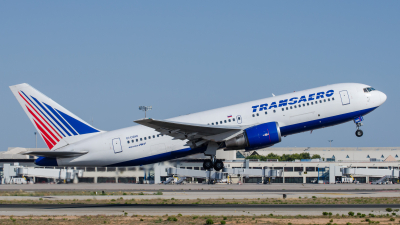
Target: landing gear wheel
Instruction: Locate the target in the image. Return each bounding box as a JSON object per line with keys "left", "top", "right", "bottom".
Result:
{"left": 213, "top": 159, "right": 224, "bottom": 171}
{"left": 203, "top": 160, "right": 213, "bottom": 170}
{"left": 355, "top": 130, "right": 363, "bottom": 137}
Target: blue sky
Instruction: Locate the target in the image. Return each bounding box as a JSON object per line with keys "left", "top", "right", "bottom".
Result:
{"left": 1, "top": 1, "right": 399, "bottom": 151}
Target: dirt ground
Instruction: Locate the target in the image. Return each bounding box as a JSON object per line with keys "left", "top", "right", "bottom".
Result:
{"left": 0, "top": 214, "right": 398, "bottom": 225}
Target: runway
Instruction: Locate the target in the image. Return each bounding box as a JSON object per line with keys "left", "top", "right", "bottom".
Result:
{"left": 0, "top": 183, "right": 399, "bottom": 192}
{"left": 0, "top": 204, "right": 399, "bottom": 216}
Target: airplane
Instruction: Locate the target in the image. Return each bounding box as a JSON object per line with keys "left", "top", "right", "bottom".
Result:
{"left": 10, "top": 83, "right": 387, "bottom": 171}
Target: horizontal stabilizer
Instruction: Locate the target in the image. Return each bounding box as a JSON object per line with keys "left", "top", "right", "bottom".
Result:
{"left": 22, "top": 151, "right": 88, "bottom": 158}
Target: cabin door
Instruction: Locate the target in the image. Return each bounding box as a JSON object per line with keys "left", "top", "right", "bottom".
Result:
{"left": 339, "top": 90, "right": 350, "bottom": 105}
{"left": 112, "top": 138, "right": 123, "bottom": 154}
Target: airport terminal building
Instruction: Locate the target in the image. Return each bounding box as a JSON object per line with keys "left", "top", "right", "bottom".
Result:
{"left": 1, "top": 147, "right": 399, "bottom": 184}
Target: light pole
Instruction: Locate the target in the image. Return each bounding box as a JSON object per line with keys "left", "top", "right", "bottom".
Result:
{"left": 328, "top": 140, "right": 333, "bottom": 148}
{"left": 34, "top": 132, "right": 37, "bottom": 148}
{"left": 139, "top": 106, "right": 152, "bottom": 118}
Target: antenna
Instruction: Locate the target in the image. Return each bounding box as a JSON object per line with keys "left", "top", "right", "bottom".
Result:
{"left": 139, "top": 106, "right": 152, "bottom": 118}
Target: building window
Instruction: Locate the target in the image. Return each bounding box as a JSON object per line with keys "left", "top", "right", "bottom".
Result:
{"left": 294, "top": 167, "right": 303, "bottom": 172}
{"left": 284, "top": 167, "right": 293, "bottom": 172}
{"left": 306, "top": 167, "right": 315, "bottom": 172}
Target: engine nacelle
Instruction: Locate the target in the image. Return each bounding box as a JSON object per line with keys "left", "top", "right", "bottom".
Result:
{"left": 224, "top": 122, "right": 281, "bottom": 150}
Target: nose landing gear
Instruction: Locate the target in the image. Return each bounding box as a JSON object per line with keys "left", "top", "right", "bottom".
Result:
{"left": 355, "top": 129, "right": 363, "bottom": 137}
{"left": 355, "top": 121, "right": 363, "bottom": 137}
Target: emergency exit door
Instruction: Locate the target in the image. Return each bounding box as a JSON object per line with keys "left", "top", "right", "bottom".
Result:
{"left": 339, "top": 90, "right": 350, "bottom": 105}
{"left": 112, "top": 138, "right": 122, "bottom": 154}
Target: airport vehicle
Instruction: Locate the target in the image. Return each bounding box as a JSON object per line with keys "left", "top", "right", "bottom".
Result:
{"left": 10, "top": 83, "right": 386, "bottom": 170}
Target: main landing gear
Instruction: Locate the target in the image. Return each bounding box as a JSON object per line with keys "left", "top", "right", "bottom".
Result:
{"left": 203, "top": 157, "right": 224, "bottom": 171}
{"left": 203, "top": 142, "right": 224, "bottom": 171}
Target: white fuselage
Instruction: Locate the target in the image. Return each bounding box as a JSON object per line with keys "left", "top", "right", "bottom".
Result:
{"left": 55, "top": 83, "right": 386, "bottom": 167}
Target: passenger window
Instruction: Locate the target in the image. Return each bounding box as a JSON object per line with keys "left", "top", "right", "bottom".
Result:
{"left": 212, "top": 123, "right": 214, "bottom": 125}
{"left": 140, "top": 138, "right": 142, "bottom": 141}
{"left": 311, "top": 102, "right": 313, "bottom": 105}
{"left": 282, "top": 108, "right": 284, "bottom": 111}
{"left": 273, "top": 110, "right": 276, "bottom": 113}
{"left": 294, "top": 105, "right": 297, "bottom": 108}
{"left": 144, "top": 137, "right": 147, "bottom": 140}
{"left": 224, "top": 120, "right": 227, "bottom": 123}
{"left": 256, "top": 113, "right": 259, "bottom": 116}
{"left": 298, "top": 105, "right": 301, "bottom": 108}
{"left": 315, "top": 101, "right": 318, "bottom": 104}
{"left": 157, "top": 135, "right": 159, "bottom": 137}
{"left": 220, "top": 121, "right": 222, "bottom": 124}
{"left": 265, "top": 111, "right": 267, "bottom": 115}
{"left": 328, "top": 98, "right": 330, "bottom": 101}
{"left": 324, "top": 99, "right": 326, "bottom": 102}
{"left": 216, "top": 122, "right": 218, "bottom": 125}
{"left": 290, "top": 106, "right": 292, "bottom": 109}
{"left": 332, "top": 97, "right": 335, "bottom": 100}
{"left": 136, "top": 139, "right": 138, "bottom": 142}
{"left": 228, "top": 119, "right": 231, "bottom": 122}
{"left": 148, "top": 136, "right": 151, "bottom": 139}
{"left": 127, "top": 140, "right": 130, "bottom": 144}
{"left": 252, "top": 114, "right": 255, "bottom": 117}
{"left": 233, "top": 118, "right": 235, "bottom": 121}
{"left": 320, "top": 100, "right": 322, "bottom": 103}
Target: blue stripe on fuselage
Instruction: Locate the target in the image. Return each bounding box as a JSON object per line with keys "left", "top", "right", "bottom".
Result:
{"left": 280, "top": 107, "right": 377, "bottom": 136}
{"left": 106, "top": 145, "right": 207, "bottom": 167}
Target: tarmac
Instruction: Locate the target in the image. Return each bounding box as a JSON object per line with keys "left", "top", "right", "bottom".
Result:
{"left": 0, "top": 204, "right": 398, "bottom": 216}
{"left": 0, "top": 183, "right": 399, "bottom": 216}
{"left": 0, "top": 183, "right": 399, "bottom": 192}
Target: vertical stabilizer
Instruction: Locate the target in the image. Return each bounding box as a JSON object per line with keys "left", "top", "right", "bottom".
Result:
{"left": 10, "top": 83, "right": 103, "bottom": 150}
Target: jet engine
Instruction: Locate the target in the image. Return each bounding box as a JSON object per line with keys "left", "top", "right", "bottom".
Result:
{"left": 224, "top": 122, "right": 281, "bottom": 150}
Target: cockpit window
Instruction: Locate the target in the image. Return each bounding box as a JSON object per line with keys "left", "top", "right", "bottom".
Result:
{"left": 364, "top": 87, "right": 376, "bottom": 93}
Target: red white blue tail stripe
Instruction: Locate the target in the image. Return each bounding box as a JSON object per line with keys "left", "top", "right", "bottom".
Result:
{"left": 17, "top": 90, "right": 99, "bottom": 149}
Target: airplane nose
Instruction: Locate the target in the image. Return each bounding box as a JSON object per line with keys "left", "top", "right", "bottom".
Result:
{"left": 379, "top": 91, "right": 387, "bottom": 104}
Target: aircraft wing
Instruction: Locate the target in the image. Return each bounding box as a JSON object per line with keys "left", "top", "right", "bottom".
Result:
{"left": 134, "top": 118, "right": 243, "bottom": 144}
{"left": 22, "top": 151, "right": 88, "bottom": 158}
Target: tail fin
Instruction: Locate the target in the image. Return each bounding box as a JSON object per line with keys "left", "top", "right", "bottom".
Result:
{"left": 10, "top": 83, "right": 102, "bottom": 150}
